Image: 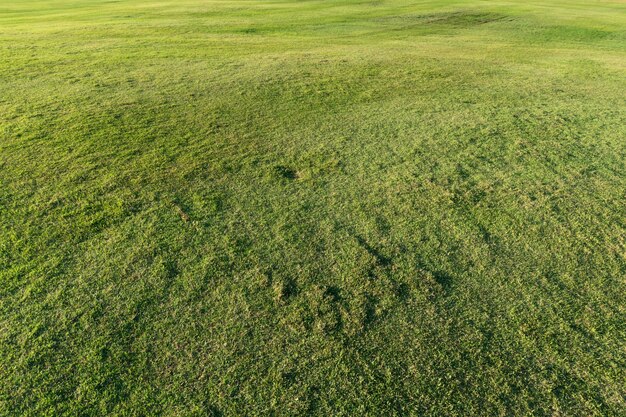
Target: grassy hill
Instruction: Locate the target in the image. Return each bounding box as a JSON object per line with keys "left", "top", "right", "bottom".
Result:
{"left": 1, "top": 0, "right": 625, "bottom": 415}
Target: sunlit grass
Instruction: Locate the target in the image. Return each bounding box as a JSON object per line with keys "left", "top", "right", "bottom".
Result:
{"left": 1, "top": 0, "right": 625, "bottom": 415}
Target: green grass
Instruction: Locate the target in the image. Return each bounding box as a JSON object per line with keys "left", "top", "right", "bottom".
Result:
{"left": 1, "top": 0, "right": 625, "bottom": 415}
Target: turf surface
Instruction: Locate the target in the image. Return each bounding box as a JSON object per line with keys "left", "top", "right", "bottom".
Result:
{"left": 1, "top": 0, "right": 625, "bottom": 415}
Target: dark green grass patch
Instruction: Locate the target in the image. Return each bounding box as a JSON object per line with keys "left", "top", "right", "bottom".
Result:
{"left": 376, "top": 10, "right": 511, "bottom": 27}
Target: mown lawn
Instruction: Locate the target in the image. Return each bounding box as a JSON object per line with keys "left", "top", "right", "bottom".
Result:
{"left": 1, "top": 0, "right": 625, "bottom": 415}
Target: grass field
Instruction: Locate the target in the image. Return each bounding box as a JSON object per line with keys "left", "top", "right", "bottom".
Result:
{"left": 1, "top": 0, "right": 625, "bottom": 415}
